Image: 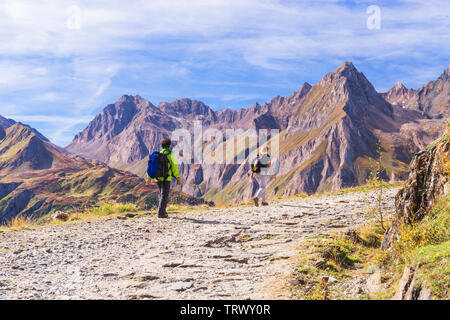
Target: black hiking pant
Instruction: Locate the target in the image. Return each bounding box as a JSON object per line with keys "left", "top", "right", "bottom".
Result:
{"left": 157, "top": 180, "right": 171, "bottom": 216}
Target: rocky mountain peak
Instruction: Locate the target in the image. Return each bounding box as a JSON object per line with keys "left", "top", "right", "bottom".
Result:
{"left": 439, "top": 65, "right": 450, "bottom": 80}
{"left": 0, "top": 122, "right": 54, "bottom": 173}
{"left": 68, "top": 95, "right": 151, "bottom": 146}
{"left": 383, "top": 65, "right": 448, "bottom": 118}
{"left": 305, "top": 62, "right": 393, "bottom": 125}
{"left": 4, "top": 122, "right": 49, "bottom": 142}
{"left": 271, "top": 82, "right": 312, "bottom": 121}
{"left": 0, "top": 115, "right": 15, "bottom": 129}
{"left": 300, "top": 81, "right": 312, "bottom": 92}
{"left": 158, "top": 98, "right": 215, "bottom": 119}
{"left": 4, "top": 122, "right": 35, "bottom": 142}
{"left": 115, "top": 94, "right": 152, "bottom": 111}
{"left": 290, "top": 82, "right": 312, "bottom": 100}
{"left": 320, "top": 62, "right": 370, "bottom": 88}
{"left": 335, "top": 61, "right": 358, "bottom": 75}
{"left": 384, "top": 82, "right": 412, "bottom": 100}
{"left": 394, "top": 82, "right": 407, "bottom": 90}
{"left": 0, "top": 116, "right": 15, "bottom": 139}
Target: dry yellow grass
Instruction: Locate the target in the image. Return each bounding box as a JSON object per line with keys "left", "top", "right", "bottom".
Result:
{"left": 0, "top": 215, "right": 33, "bottom": 231}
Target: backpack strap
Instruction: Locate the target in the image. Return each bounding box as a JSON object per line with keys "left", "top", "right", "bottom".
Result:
{"left": 160, "top": 150, "right": 172, "bottom": 180}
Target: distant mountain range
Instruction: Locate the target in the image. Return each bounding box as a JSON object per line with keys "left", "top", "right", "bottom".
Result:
{"left": 382, "top": 66, "right": 449, "bottom": 118}
{"left": 66, "top": 62, "right": 449, "bottom": 204}
{"left": 1, "top": 62, "right": 448, "bottom": 222}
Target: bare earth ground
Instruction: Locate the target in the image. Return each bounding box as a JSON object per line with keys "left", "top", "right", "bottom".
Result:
{"left": 0, "top": 188, "right": 397, "bottom": 300}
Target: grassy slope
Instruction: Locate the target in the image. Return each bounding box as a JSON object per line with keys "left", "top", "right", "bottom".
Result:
{"left": 286, "top": 194, "right": 448, "bottom": 300}
{"left": 355, "top": 134, "right": 410, "bottom": 184}
{"left": 0, "top": 124, "right": 205, "bottom": 224}
{"left": 285, "top": 130, "right": 449, "bottom": 301}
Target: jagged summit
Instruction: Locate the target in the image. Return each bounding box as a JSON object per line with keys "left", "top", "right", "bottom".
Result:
{"left": 333, "top": 61, "right": 369, "bottom": 83}
{"left": 335, "top": 61, "right": 358, "bottom": 74}
{"left": 383, "top": 65, "right": 449, "bottom": 118}
{"left": 320, "top": 61, "right": 372, "bottom": 86}
{"left": 0, "top": 115, "right": 15, "bottom": 129}
{"left": 439, "top": 65, "right": 450, "bottom": 80}
{"left": 319, "top": 62, "right": 385, "bottom": 105}
{"left": 301, "top": 81, "right": 312, "bottom": 89}
{"left": 292, "top": 61, "right": 394, "bottom": 131}
{"left": 0, "top": 115, "right": 15, "bottom": 139}
{"left": 394, "top": 82, "right": 407, "bottom": 90}
{"left": 0, "top": 123, "right": 56, "bottom": 174}
{"left": 382, "top": 82, "right": 416, "bottom": 108}
{"left": 158, "top": 98, "right": 216, "bottom": 119}
{"left": 290, "top": 82, "right": 312, "bottom": 100}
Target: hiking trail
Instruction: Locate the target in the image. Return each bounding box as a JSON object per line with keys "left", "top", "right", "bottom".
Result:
{"left": 0, "top": 188, "right": 398, "bottom": 299}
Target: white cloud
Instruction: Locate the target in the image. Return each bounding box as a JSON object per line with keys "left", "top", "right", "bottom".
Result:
{"left": 0, "top": 0, "right": 448, "bottom": 145}
{"left": 95, "top": 78, "right": 111, "bottom": 97}
{"left": 3, "top": 114, "right": 93, "bottom": 145}
{"left": 5, "top": 114, "right": 92, "bottom": 124}
{"left": 3, "top": 0, "right": 27, "bottom": 19}
{"left": 31, "top": 92, "right": 66, "bottom": 102}
{"left": 0, "top": 1, "right": 448, "bottom": 57}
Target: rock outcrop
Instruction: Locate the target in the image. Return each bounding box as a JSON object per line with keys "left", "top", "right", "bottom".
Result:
{"left": 382, "top": 122, "right": 449, "bottom": 249}
{"left": 391, "top": 264, "right": 433, "bottom": 300}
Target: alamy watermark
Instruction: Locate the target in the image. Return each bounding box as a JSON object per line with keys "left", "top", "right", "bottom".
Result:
{"left": 67, "top": 5, "right": 81, "bottom": 30}
{"left": 171, "top": 121, "right": 280, "bottom": 165}
{"left": 366, "top": 5, "right": 381, "bottom": 30}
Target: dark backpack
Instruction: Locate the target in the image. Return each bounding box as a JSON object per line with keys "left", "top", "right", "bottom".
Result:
{"left": 147, "top": 151, "right": 170, "bottom": 180}
{"left": 252, "top": 156, "right": 269, "bottom": 173}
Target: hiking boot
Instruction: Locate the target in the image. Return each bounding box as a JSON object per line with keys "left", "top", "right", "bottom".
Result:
{"left": 261, "top": 202, "right": 269, "bottom": 206}
{"left": 158, "top": 213, "right": 169, "bottom": 218}
{"left": 253, "top": 197, "right": 259, "bottom": 207}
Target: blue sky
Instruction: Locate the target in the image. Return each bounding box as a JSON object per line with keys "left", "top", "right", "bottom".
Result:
{"left": 0, "top": 0, "right": 449, "bottom": 146}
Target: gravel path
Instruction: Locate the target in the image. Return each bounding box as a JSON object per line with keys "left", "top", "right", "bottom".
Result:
{"left": 0, "top": 189, "right": 397, "bottom": 300}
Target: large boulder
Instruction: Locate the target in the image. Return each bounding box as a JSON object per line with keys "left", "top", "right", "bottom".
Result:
{"left": 391, "top": 264, "right": 433, "bottom": 300}
{"left": 51, "top": 211, "right": 70, "bottom": 222}
{"left": 382, "top": 122, "right": 449, "bottom": 249}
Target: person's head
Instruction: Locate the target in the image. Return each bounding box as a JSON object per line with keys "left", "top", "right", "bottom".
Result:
{"left": 161, "top": 138, "right": 172, "bottom": 149}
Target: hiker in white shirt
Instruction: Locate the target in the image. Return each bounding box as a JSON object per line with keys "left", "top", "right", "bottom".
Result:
{"left": 250, "top": 149, "right": 276, "bottom": 206}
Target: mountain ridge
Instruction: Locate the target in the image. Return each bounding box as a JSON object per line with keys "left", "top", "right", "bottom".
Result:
{"left": 65, "top": 62, "right": 448, "bottom": 204}
{"left": 0, "top": 121, "right": 207, "bottom": 224}
{"left": 383, "top": 65, "right": 450, "bottom": 119}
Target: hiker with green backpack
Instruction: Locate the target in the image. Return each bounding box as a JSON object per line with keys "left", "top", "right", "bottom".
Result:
{"left": 251, "top": 148, "right": 276, "bottom": 207}
{"left": 146, "top": 139, "right": 181, "bottom": 218}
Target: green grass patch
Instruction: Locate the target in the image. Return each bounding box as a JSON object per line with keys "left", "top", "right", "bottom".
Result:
{"left": 91, "top": 202, "right": 139, "bottom": 216}
{"left": 412, "top": 241, "right": 449, "bottom": 299}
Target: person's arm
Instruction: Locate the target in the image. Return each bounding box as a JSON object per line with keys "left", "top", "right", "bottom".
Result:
{"left": 170, "top": 152, "right": 181, "bottom": 184}
{"left": 250, "top": 159, "right": 254, "bottom": 180}
{"left": 269, "top": 160, "right": 276, "bottom": 180}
